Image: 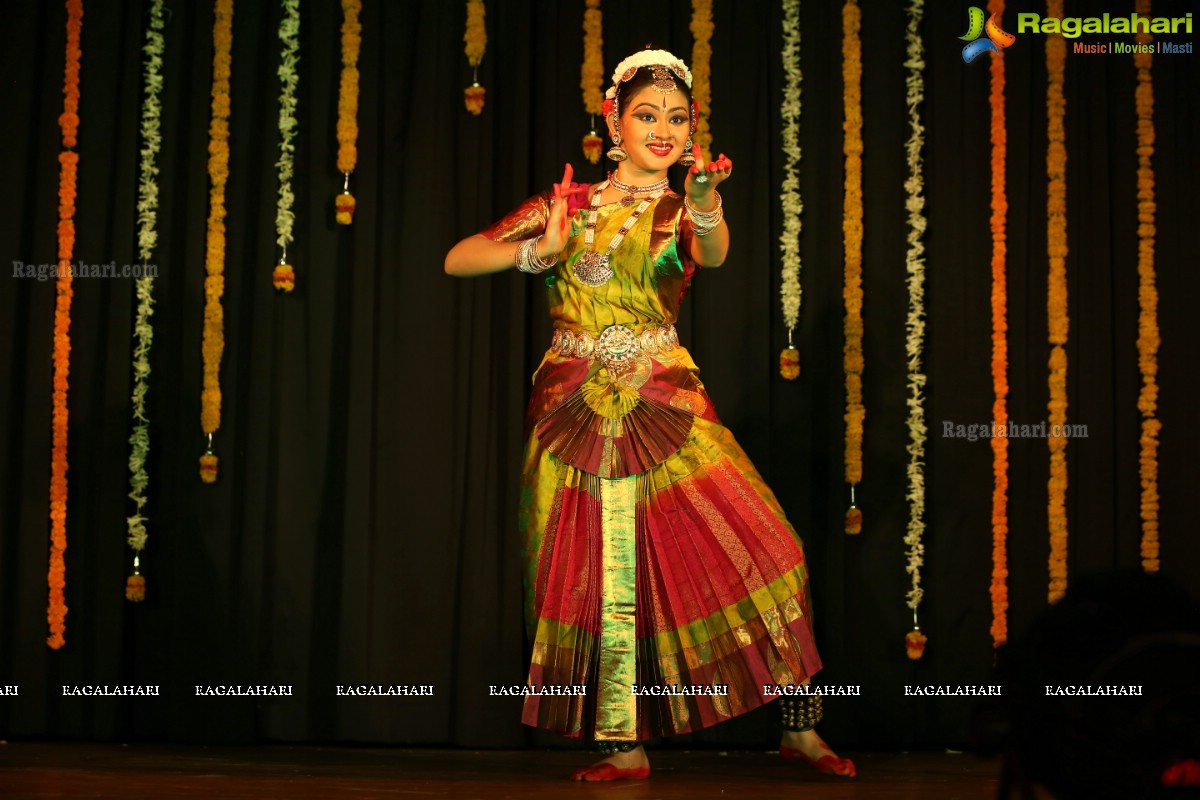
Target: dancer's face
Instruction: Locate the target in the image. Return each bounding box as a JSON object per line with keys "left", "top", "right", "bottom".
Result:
{"left": 613, "top": 85, "right": 691, "bottom": 176}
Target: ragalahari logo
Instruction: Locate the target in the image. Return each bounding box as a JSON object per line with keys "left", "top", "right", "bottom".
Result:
{"left": 960, "top": 7, "right": 1016, "bottom": 62}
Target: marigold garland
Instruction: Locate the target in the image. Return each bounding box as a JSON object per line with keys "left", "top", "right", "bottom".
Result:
{"left": 689, "top": 0, "right": 713, "bottom": 152}
{"left": 580, "top": 0, "right": 604, "bottom": 163}
{"left": 842, "top": 0, "right": 864, "bottom": 534}
{"left": 1045, "top": 0, "right": 1069, "bottom": 604}
{"left": 463, "top": 0, "right": 486, "bottom": 114}
{"left": 987, "top": 0, "right": 1009, "bottom": 647}
{"left": 274, "top": 0, "right": 299, "bottom": 291}
{"left": 49, "top": 0, "right": 84, "bottom": 649}
{"left": 778, "top": 0, "right": 803, "bottom": 381}
{"left": 201, "top": 0, "right": 233, "bottom": 483}
{"left": 126, "top": 0, "right": 165, "bottom": 599}
{"left": 1134, "top": 0, "right": 1160, "bottom": 573}
{"left": 902, "top": 0, "right": 927, "bottom": 657}
{"left": 336, "top": 0, "right": 361, "bottom": 223}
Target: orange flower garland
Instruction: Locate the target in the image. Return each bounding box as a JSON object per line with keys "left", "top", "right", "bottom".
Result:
{"left": 463, "top": 0, "right": 486, "bottom": 114}
{"left": 1045, "top": 0, "right": 1069, "bottom": 604}
{"left": 201, "top": 0, "right": 233, "bottom": 483}
{"left": 1133, "top": 0, "right": 1160, "bottom": 573}
{"left": 336, "top": 0, "right": 361, "bottom": 223}
{"left": 842, "top": 0, "right": 864, "bottom": 534}
{"left": 49, "top": 0, "right": 84, "bottom": 650}
{"left": 580, "top": 0, "right": 604, "bottom": 164}
{"left": 988, "top": 0, "right": 1009, "bottom": 647}
{"left": 689, "top": 0, "right": 713, "bottom": 152}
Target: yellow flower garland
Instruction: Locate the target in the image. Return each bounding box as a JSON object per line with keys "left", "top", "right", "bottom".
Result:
{"left": 1134, "top": 0, "right": 1160, "bottom": 573}
{"left": 689, "top": 0, "right": 713, "bottom": 152}
{"left": 580, "top": 0, "right": 604, "bottom": 163}
{"left": 463, "top": 1, "right": 486, "bottom": 114}
{"left": 49, "top": 0, "right": 84, "bottom": 649}
{"left": 988, "top": 0, "right": 1009, "bottom": 648}
{"left": 1045, "top": 0, "right": 1069, "bottom": 604}
{"left": 336, "top": 0, "right": 361, "bottom": 223}
{"left": 842, "top": 0, "right": 864, "bottom": 534}
{"left": 201, "top": 0, "right": 233, "bottom": 482}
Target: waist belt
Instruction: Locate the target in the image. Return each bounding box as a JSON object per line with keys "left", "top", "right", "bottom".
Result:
{"left": 550, "top": 323, "right": 679, "bottom": 372}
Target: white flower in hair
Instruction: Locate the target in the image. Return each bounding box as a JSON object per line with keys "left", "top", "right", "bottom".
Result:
{"left": 604, "top": 49, "right": 693, "bottom": 99}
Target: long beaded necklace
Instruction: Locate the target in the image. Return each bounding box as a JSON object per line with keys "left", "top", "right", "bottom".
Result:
{"left": 608, "top": 171, "right": 670, "bottom": 207}
{"left": 573, "top": 180, "right": 665, "bottom": 288}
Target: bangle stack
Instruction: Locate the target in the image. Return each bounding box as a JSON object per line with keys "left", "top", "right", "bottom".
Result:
{"left": 515, "top": 235, "right": 559, "bottom": 274}
{"left": 684, "top": 192, "right": 724, "bottom": 236}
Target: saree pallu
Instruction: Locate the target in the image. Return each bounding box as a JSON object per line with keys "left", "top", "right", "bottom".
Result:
{"left": 486, "top": 188, "right": 823, "bottom": 742}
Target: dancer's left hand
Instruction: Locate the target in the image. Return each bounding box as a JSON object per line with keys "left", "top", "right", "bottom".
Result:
{"left": 684, "top": 144, "right": 732, "bottom": 202}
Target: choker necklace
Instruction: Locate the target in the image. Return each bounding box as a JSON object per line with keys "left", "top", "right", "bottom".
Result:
{"left": 608, "top": 172, "right": 670, "bottom": 206}
{"left": 573, "top": 180, "right": 664, "bottom": 287}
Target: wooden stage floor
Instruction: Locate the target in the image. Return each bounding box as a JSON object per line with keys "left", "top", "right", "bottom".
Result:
{"left": 0, "top": 742, "right": 1002, "bottom": 799}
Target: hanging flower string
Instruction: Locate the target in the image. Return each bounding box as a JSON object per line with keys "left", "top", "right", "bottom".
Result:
{"left": 273, "top": 0, "right": 300, "bottom": 291}
{"left": 1045, "top": 0, "right": 1069, "bottom": 604}
{"left": 335, "top": 0, "right": 361, "bottom": 224}
{"left": 126, "top": 0, "right": 165, "bottom": 602}
{"left": 778, "top": 0, "right": 802, "bottom": 381}
{"left": 463, "top": 0, "right": 486, "bottom": 115}
{"left": 200, "top": 0, "right": 233, "bottom": 484}
{"left": 902, "top": 0, "right": 927, "bottom": 659}
{"left": 580, "top": 0, "right": 604, "bottom": 164}
{"left": 49, "top": 0, "right": 84, "bottom": 649}
{"left": 988, "top": 0, "right": 1009, "bottom": 648}
{"left": 1134, "top": 0, "right": 1160, "bottom": 574}
{"left": 842, "top": 0, "right": 864, "bottom": 535}
{"left": 689, "top": 0, "right": 713, "bottom": 152}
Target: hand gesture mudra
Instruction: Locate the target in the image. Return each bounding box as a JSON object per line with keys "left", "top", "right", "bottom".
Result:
{"left": 541, "top": 163, "right": 586, "bottom": 258}
{"left": 684, "top": 144, "right": 733, "bottom": 203}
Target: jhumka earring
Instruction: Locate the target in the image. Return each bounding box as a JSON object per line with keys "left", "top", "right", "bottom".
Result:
{"left": 678, "top": 101, "right": 698, "bottom": 167}
{"left": 607, "top": 130, "right": 628, "bottom": 162}
{"left": 679, "top": 137, "right": 695, "bottom": 167}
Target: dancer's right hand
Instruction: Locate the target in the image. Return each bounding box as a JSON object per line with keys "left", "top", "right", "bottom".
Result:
{"left": 541, "top": 163, "right": 578, "bottom": 257}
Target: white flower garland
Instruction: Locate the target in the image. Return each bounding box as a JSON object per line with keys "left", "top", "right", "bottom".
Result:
{"left": 127, "top": 0, "right": 166, "bottom": 556}
{"left": 276, "top": 0, "right": 300, "bottom": 251}
{"left": 903, "top": 0, "right": 927, "bottom": 613}
{"left": 604, "top": 48, "right": 692, "bottom": 99}
{"left": 779, "top": 0, "right": 802, "bottom": 340}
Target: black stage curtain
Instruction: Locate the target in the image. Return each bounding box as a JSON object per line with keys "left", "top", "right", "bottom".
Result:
{"left": 1, "top": 0, "right": 1197, "bottom": 748}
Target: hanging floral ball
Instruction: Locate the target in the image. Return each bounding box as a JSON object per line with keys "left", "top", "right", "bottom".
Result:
{"left": 582, "top": 131, "right": 603, "bottom": 164}
{"left": 780, "top": 346, "right": 800, "bottom": 380}
{"left": 845, "top": 504, "right": 862, "bottom": 534}
{"left": 273, "top": 263, "right": 295, "bottom": 292}
{"left": 125, "top": 574, "right": 146, "bottom": 602}
{"left": 335, "top": 192, "right": 356, "bottom": 225}
{"left": 199, "top": 452, "right": 219, "bottom": 483}
{"left": 905, "top": 629, "right": 927, "bottom": 660}
{"left": 464, "top": 82, "right": 486, "bottom": 115}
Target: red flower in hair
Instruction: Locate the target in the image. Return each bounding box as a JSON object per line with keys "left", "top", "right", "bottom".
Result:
{"left": 601, "top": 97, "right": 614, "bottom": 117}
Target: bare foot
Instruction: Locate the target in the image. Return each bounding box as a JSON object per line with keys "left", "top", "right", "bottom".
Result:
{"left": 780, "top": 729, "right": 856, "bottom": 777}
{"left": 569, "top": 745, "right": 650, "bottom": 781}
